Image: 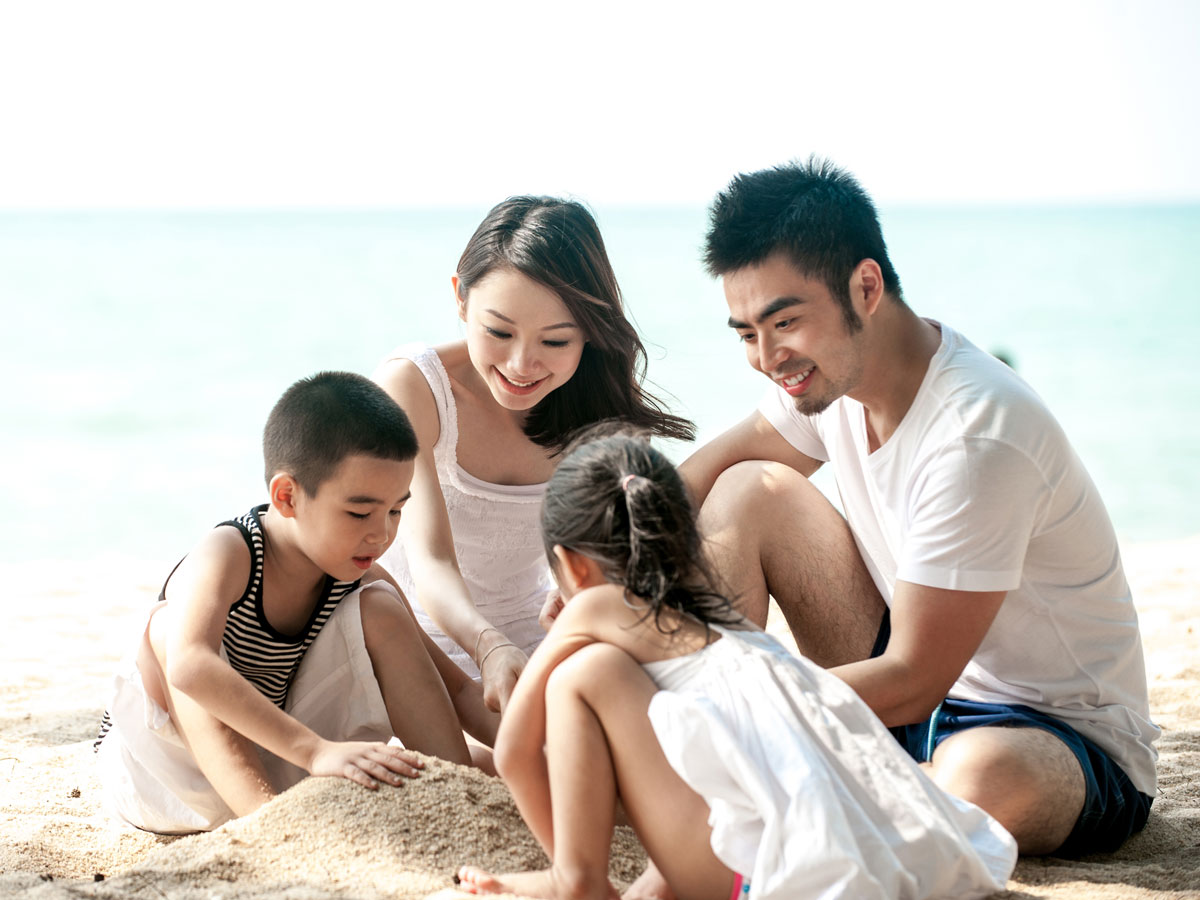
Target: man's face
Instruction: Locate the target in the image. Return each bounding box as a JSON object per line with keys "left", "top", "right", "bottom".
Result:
{"left": 724, "top": 253, "right": 866, "bottom": 416}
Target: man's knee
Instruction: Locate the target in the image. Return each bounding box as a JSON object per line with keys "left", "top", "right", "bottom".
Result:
{"left": 701, "top": 460, "right": 830, "bottom": 541}
{"left": 930, "top": 727, "right": 1085, "bottom": 854}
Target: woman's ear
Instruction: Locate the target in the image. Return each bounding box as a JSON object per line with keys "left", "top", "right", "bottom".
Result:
{"left": 452, "top": 275, "right": 467, "bottom": 321}
{"left": 269, "top": 472, "right": 302, "bottom": 518}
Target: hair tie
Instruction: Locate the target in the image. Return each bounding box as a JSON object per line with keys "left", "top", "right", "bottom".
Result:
{"left": 620, "top": 473, "right": 637, "bottom": 492}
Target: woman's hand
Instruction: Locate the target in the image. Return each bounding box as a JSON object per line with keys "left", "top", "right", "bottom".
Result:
{"left": 538, "top": 590, "right": 565, "bottom": 632}
{"left": 478, "top": 640, "right": 528, "bottom": 713}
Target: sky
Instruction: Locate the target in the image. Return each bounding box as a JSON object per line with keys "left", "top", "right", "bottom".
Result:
{"left": 1, "top": 0, "right": 1198, "bottom": 209}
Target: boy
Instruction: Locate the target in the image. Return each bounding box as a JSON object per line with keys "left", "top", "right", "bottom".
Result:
{"left": 96, "top": 371, "right": 496, "bottom": 833}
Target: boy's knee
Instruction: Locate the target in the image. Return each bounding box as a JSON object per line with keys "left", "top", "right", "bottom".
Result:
{"left": 358, "top": 587, "right": 418, "bottom": 649}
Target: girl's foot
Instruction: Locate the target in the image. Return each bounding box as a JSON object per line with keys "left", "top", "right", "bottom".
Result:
{"left": 621, "top": 862, "right": 675, "bottom": 900}
{"left": 455, "top": 866, "right": 618, "bottom": 899}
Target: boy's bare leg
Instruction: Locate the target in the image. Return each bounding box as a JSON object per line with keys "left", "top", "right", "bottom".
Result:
{"left": 457, "top": 644, "right": 733, "bottom": 900}
{"left": 360, "top": 587, "right": 472, "bottom": 766}
{"left": 142, "top": 610, "right": 276, "bottom": 816}
{"left": 698, "top": 461, "right": 885, "bottom": 667}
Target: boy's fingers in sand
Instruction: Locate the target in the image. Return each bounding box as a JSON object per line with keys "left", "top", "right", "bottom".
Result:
{"left": 310, "top": 740, "right": 425, "bottom": 789}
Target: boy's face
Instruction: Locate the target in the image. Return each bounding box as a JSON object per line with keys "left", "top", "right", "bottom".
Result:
{"left": 291, "top": 453, "right": 415, "bottom": 583}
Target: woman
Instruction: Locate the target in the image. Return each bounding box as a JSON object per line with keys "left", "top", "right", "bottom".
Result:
{"left": 375, "top": 196, "right": 693, "bottom": 712}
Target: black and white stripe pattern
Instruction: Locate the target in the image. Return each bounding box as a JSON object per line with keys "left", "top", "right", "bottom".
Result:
{"left": 219, "top": 506, "right": 360, "bottom": 708}
{"left": 94, "top": 504, "right": 360, "bottom": 751}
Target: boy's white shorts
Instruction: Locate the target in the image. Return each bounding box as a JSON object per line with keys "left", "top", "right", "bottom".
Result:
{"left": 96, "top": 588, "right": 393, "bottom": 834}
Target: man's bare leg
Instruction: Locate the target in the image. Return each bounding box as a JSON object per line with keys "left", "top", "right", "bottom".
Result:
{"left": 698, "top": 460, "right": 885, "bottom": 667}
{"left": 928, "top": 726, "right": 1086, "bottom": 854}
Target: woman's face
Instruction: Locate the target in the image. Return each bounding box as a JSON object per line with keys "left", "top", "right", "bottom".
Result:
{"left": 458, "top": 268, "right": 586, "bottom": 412}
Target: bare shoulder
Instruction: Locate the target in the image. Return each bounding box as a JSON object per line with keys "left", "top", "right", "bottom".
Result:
{"left": 554, "top": 586, "right": 687, "bottom": 661}
{"left": 373, "top": 354, "right": 441, "bottom": 448}
{"left": 163, "top": 524, "right": 253, "bottom": 611}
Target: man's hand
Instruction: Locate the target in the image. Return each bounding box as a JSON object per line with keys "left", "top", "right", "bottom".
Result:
{"left": 308, "top": 740, "right": 425, "bottom": 789}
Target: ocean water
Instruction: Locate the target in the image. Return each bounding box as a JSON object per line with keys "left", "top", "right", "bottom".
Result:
{"left": 1, "top": 205, "right": 1197, "bottom": 565}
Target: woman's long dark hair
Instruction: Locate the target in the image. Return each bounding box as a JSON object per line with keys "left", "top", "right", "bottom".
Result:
{"left": 456, "top": 197, "right": 695, "bottom": 454}
{"left": 541, "top": 428, "right": 738, "bottom": 633}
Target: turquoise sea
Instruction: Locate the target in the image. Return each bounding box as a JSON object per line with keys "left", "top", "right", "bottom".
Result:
{"left": 2, "top": 206, "right": 1198, "bottom": 565}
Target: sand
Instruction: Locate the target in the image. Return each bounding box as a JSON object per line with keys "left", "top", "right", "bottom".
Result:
{"left": 1, "top": 538, "right": 1197, "bottom": 899}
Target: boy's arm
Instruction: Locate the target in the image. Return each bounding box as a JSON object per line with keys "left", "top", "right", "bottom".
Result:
{"left": 160, "top": 530, "right": 419, "bottom": 788}
{"left": 679, "top": 410, "right": 822, "bottom": 506}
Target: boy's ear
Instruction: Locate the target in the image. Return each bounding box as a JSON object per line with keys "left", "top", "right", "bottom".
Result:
{"left": 269, "top": 472, "right": 302, "bottom": 518}
{"left": 452, "top": 275, "right": 467, "bottom": 321}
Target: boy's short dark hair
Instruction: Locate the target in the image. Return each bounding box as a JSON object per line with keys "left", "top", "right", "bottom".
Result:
{"left": 263, "top": 371, "right": 418, "bottom": 495}
{"left": 703, "top": 156, "right": 904, "bottom": 332}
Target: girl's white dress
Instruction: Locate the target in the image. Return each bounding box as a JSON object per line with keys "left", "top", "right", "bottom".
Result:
{"left": 643, "top": 625, "right": 1017, "bottom": 899}
{"left": 377, "top": 343, "right": 554, "bottom": 678}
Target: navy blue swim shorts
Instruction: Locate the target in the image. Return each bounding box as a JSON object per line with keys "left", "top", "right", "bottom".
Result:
{"left": 871, "top": 610, "right": 1153, "bottom": 857}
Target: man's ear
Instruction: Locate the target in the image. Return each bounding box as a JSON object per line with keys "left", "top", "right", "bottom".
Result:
{"left": 269, "top": 472, "right": 302, "bottom": 518}
{"left": 851, "top": 258, "right": 886, "bottom": 319}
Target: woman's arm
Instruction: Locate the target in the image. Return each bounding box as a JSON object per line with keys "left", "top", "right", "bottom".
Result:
{"left": 375, "top": 356, "right": 527, "bottom": 712}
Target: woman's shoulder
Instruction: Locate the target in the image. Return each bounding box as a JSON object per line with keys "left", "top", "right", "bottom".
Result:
{"left": 374, "top": 345, "right": 462, "bottom": 449}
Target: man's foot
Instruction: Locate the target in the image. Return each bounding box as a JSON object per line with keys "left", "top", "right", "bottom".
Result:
{"left": 455, "top": 865, "right": 618, "bottom": 899}
{"left": 621, "top": 862, "right": 675, "bottom": 900}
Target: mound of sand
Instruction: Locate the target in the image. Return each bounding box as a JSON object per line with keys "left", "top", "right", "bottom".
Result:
{"left": 1, "top": 541, "right": 1198, "bottom": 900}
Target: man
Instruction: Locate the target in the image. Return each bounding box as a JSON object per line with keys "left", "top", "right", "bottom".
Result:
{"left": 680, "top": 158, "right": 1157, "bottom": 857}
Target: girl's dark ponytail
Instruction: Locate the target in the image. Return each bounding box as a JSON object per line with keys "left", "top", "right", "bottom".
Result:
{"left": 543, "top": 427, "right": 738, "bottom": 632}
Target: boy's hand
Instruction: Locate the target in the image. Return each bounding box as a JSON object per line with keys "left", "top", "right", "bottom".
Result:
{"left": 308, "top": 740, "right": 425, "bottom": 790}
{"left": 538, "top": 591, "right": 565, "bottom": 632}
{"left": 480, "top": 644, "right": 527, "bottom": 714}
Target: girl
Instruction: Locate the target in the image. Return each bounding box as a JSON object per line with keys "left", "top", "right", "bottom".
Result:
{"left": 456, "top": 432, "right": 1017, "bottom": 900}
{"left": 374, "top": 198, "right": 693, "bottom": 713}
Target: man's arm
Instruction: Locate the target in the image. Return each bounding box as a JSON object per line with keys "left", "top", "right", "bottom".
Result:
{"left": 679, "top": 410, "right": 823, "bottom": 506}
{"left": 830, "top": 581, "right": 1006, "bottom": 727}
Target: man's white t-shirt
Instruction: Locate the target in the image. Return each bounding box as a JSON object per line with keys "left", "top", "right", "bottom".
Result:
{"left": 759, "top": 322, "right": 1158, "bottom": 795}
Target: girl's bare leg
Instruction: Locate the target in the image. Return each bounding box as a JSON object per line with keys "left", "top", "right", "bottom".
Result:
{"left": 458, "top": 644, "right": 734, "bottom": 900}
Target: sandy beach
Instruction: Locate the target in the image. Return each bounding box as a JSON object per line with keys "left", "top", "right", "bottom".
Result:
{"left": 1, "top": 537, "right": 1197, "bottom": 899}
